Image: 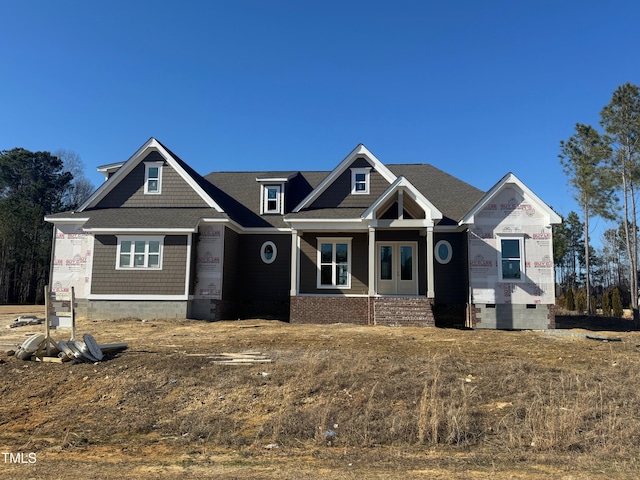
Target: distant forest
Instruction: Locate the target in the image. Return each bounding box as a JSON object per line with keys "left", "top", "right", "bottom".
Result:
{"left": 0, "top": 148, "right": 92, "bottom": 304}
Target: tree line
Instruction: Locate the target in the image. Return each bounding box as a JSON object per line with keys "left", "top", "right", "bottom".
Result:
{"left": 558, "top": 82, "right": 640, "bottom": 317}
{"left": 0, "top": 148, "right": 93, "bottom": 304}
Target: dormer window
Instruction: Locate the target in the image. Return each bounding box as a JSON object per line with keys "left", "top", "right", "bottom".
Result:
{"left": 266, "top": 185, "right": 281, "bottom": 212}
{"left": 262, "top": 184, "right": 283, "bottom": 214}
{"left": 257, "top": 174, "right": 296, "bottom": 215}
{"left": 351, "top": 167, "right": 371, "bottom": 194}
{"left": 144, "top": 162, "right": 163, "bottom": 194}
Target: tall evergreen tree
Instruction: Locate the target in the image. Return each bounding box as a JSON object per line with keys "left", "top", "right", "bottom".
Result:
{"left": 560, "top": 125, "right": 615, "bottom": 313}
{"left": 600, "top": 83, "right": 640, "bottom": 317}
{"left": 553, "top": 211, "right": 584, "bottom": 288}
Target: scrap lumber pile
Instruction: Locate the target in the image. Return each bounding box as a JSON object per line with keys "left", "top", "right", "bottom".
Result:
{"left": 186, "top": 351, "right": 272, "bottom": 364}
{"left": 210, "top": 351, "right": 272, "bottom": 364}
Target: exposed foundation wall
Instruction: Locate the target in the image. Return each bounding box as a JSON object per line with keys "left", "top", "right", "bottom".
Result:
{"left": 87, "top": 300, "right": 189, "bottom": 320}
{"left": 188, "top": 299, "right": 224, "bottom": 321}
{"left": 472, "top": 303, "right": 555, "bottom": 330}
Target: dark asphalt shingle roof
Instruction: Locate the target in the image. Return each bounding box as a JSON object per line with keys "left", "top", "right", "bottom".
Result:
{"left": 387, "top": 164, "right": 485, "bottom": 224}
{"left": 81, "top": 208, "right": 225, "bottom": 230}
{"left": 50, "top": 152, "right": 486, "bottom": 229}
{"left": 204, "top": 170, "right": 329, "bottom": 228}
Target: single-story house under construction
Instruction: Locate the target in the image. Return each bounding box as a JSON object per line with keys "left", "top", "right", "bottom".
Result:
{"left": 45, "top": 138, "right": 562, "bottom": 329}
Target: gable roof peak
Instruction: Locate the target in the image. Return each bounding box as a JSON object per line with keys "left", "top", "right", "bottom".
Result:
{"left": 460, "top": 172, "right": 561, "bottom": 225}
{"left": 293, "top": 144, "right": 397, "bottom": 212}
{"left": 78, "top": 138, "right": 224, "bottom": 213}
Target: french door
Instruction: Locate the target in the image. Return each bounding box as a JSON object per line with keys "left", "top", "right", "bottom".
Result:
{"left": 376, "top": 242, "right": 418, "bottom": 295}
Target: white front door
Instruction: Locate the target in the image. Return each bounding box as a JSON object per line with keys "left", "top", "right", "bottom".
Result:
{"left": 376, "top": 242, "right": 418, "bottom": 295}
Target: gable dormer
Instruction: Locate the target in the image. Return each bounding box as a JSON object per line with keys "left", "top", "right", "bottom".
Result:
{"left": 293, "top": 145, "right": 397, "bottom": 212}
{"left": 256, "top": 173, "right": 297, "bottom": 215}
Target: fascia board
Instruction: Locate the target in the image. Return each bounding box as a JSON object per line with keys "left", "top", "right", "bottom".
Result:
{"left": 369, "top": 219, "right": 434, "bottom": 228}
{"left": 199, "top": 217, "right": 243, "bottom": 233}
{"left": 88, "top": 294, "right": 189, "bottom": 301}
{"left": 293, "top": 144, "right": 397, "bottom": 213}
{"left": 79, "top": 138, "right": 224, "bottom": 213}
{"left": 198, "top": 217, "right": 292, "bottom": 234}
{"left": 460, "top": 172, "right": 562, "bottom": 225}
{"left": 285, "top": 218, "right": 368, "bottom": 231}
{"left": 82, "top": 227, "right": 197, "bottom": 234}
{"left": 78, "top": 138, "right": 158, "bottom": 212}
{"left": 44, "top": 216, "right": 90, "bottom": 225}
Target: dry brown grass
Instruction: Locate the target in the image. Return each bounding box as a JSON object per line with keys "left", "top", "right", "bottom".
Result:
{"left": 1, "top": 310, "right": 640, "bottom": 478}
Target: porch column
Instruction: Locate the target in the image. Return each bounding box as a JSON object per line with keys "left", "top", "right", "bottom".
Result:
{"left": 368, "top": 227, "right": 376, "bottom": 296}
{"left": 426, "top": 226, "right": 435, "bottom": 298}
{"left": 290, "top": 229, "right": 298, "bottom": 296}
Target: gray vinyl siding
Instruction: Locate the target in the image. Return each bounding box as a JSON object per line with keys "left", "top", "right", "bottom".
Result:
{"left": 299, "top": 232, "right": 368, "bottom": 294}
{"left": 91, "top": 235, "right": 187, "bottom": 295}
{"left": 309, "top": 158, "right": 390, "bottom": 209}
{"left": 433, "top": 232, "right": 468, "bottom": 304}
{"left": 96, "top": 152, "right": 210, "bottom": 208}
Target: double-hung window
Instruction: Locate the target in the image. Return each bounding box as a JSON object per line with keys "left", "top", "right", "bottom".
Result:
{"left": 263, "top": 185, "right": 281, "bottom": 213}
{"left": 317, "top": 238, "right": 351, "bottom": 288}
{"left": 499, "top": 237, "right": 524, "bottom": 281}
{"left": 351, "top": 167, "right": 371, "bottom": 194}
{"left": 117, "top": 236, "right": 163, "bottom": 269}
{"left": 144, "top": 162, "right": 163, "bottom": 194}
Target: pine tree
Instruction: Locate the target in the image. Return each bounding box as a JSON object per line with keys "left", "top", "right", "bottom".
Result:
{"left": 612, "top": 288, "right": 624, "bottom": 318}
{"left": 560, "top": 124, "right": 615, "bottom": 314}
{"left": 566, "top": 288, "right": 575, "bottom": 311}
{"left": 575, "top": 289, "right": 587, "bottom": 312}
{"left": 601, "top": 290, "right": 611, "bottom": 317}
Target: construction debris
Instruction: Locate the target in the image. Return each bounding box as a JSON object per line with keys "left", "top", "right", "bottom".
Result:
{"left": 13, "top": 333, "right": 128, "bottom": 363}
{"left": 7, "top": 315, "right": 44, "bottom": 328}
{"left": 9, "top": 285, "right": 128, "bottom": 364}
{"left": 209, "top": 352, "right": 272, "bottom": 364}
{"left": 586, "top": 334, "right": 623, "bottom": 342}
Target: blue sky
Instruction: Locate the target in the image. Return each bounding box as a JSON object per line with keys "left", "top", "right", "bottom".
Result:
{"left": 2, "top": 0, "right": 639, "bottom": 241}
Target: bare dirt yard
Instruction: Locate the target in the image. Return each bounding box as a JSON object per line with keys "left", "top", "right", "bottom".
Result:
{"left": 2, "top": 306, "right": 640, "bottom": 479}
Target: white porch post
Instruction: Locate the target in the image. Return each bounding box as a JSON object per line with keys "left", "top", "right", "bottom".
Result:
{"left": 368, "top": 227, "right": 376, "bottom": 296}
{"left": 290, "top": 229, "right": 298, "bottom": 296}
{"left": 426, "top": 226, "right": 435, "bottom": 298}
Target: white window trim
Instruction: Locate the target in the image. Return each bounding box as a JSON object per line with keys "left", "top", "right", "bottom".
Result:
{"left": 317, "top": 237, "right": 352, "bottom": 289}
{"left": 116, "top": 235, "right": 164, "bottom": 270}
{"left": 260, "top": 241, "right": 278, "bottom": 264}
{"left": 260, "top": 184, "right": 284, "bottom": 214}
{"left": 497, "top": 235, "right": 525, "bottom": 282}
{"left": 144, "top": 161, "right": 163, "bottom": 194}
{"left": 351, "top": 167, "right": 371, "bottom": 195}
{"left": 434, "top": 240, "right": 453, "bottom": 264}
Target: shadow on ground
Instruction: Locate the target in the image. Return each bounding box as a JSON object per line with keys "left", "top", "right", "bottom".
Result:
{"left": 556, "top": 314, "right": 638, "bottom": 332}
